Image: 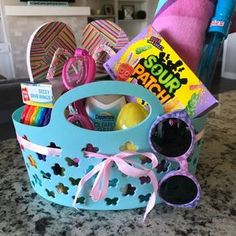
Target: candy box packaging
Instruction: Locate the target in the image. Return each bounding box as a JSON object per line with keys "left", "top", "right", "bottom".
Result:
{"left": 104, "top": 25, "right": 218, "bottom": 117}
{"left": 21, "top": 81, "right": 65, "bottom": 108}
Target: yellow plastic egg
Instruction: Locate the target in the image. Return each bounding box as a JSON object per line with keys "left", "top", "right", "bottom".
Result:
{"left": 115, "top": 102, "right": 149, "bottom": 130}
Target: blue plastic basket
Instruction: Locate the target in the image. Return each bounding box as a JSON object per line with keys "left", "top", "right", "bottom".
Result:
{"left": 12, "top": 81, "right": 206, "bottom": 210}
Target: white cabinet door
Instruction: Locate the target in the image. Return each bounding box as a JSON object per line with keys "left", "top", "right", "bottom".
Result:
{"left": 0, "top": 43, "right": 14, "bottom": 78}
{"left": 221, "top": 33, "right": 236, "bottom": 80}
{"left": 0, "top": 19, "right": 4, "bottom": 43}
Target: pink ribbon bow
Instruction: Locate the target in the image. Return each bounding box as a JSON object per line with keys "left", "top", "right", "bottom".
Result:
{"left": 73, "top": 151, "right": 159, "bottom": 222}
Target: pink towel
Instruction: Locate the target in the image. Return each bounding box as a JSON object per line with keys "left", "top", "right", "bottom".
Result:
{"left": 153, "top": 0, "right": 216, "bottom": 73}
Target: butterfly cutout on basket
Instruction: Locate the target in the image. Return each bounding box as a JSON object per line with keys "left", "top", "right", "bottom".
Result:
{"left": 139, "top": 193, "right": 152, "bottom": 203}
{"left": 41, "top": 171, "right": 51, "bottom": 180}
{"left": 139, "top": 176, "right": 151, "bottom": 184}
{"left": 121, "top": 184, "right": 136, "bottom": 196}
{"left": 81, "top": 143, "right": 99, "bottom": 153}
{"left": 104, "top": 197, "right": 118, "bottom": 206}
{"left": 65, "top": 157, "right": 80, "bottom": 167}
{"left": 46, "top": 189, "right": 55, "bottom": 198}
{"left": 52, "top": 163, "right": 65, "bottom": 176}
{"left": 109, "top": 178, "right": 118, "bottom": 188}
{"left": 36, "top": 142, "right": 61, "bottom": 161}
{"left": 33, "top": 174, "right": 42, "bottom": 186}
{"left": 73, "top": 196, "right": 85, "bottom": 204}
{"left": 56, "top": 183, "right": 69, "bottom": 194}
{"left": 69, "top": 177, "right": 81, "bottom": 186}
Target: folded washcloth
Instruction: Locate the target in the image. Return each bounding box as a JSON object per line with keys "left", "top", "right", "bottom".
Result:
{"left": 153, "top": 0, "right": 216, "bottom": 73}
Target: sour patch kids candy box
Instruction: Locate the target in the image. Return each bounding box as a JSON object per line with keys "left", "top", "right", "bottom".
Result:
{"left": 104, "top": 25, "right": 218, "bottom": 117}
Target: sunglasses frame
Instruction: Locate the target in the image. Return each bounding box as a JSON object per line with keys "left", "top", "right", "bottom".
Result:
{"left": 149, "top": 110, "right": 201, "bottom": 208}
{"left": 158, "top": 169, "right": 201, "bottom": 208}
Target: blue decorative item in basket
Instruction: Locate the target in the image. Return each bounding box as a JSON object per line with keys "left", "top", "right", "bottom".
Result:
{"left": 12, "top": 81, "right": 206, "bottom": 219}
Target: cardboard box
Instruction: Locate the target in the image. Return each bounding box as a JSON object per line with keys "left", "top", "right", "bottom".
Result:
{"left": 104, "top": 25, "right": 218, "bottom": 117}
{"left": 21, "top": 80, "right": 65, "bottom": 108}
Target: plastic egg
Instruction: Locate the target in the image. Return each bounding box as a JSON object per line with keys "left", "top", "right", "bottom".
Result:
{"left": 115, "top": 102, "right": 149, "bottom": 130}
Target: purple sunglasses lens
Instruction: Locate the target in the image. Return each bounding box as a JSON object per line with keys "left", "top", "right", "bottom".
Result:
{"left": 159, "top": 175, "right": 198, "bottom": 205}
{"left": 150, "top": 118, "right": 192, "bottom": 157}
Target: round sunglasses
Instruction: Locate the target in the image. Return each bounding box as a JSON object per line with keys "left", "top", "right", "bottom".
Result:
{"left": 149, "top": 110, "right": 201, "bottom": 208}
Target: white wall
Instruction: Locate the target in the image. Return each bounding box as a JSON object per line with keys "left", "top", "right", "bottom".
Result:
{"left": 2, "top": 0, "right": 86, "bottom": 6}
{"left": 221, "top": 33, "right": 236, "bottom": 80}
{"left": 3, "top": 0, "right": 25, "bottom": 5}
{"left": 147, "top": 0, "right": 159, "bottom": 24}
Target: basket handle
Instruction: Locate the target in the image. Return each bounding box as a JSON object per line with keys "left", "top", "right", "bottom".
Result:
{"left": 50, "top": 81, "right": 163, "bottom": 129}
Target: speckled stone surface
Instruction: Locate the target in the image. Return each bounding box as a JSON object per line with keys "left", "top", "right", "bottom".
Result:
{"left": 0, "top": 91, "right": 236, "bottom": 236}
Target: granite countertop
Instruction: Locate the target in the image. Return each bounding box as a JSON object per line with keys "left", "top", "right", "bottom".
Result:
{"left": 0, "top": 90, "right": 236, "bottom": 236}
